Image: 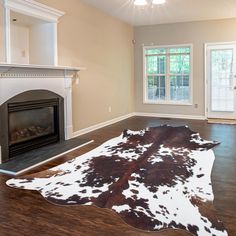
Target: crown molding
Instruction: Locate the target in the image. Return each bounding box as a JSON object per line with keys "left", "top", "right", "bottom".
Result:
{"left": 3, "top": 0, "right": 65, "bottom": 22}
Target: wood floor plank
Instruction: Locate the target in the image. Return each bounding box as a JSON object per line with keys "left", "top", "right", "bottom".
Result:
{"left": 0, "top": 116, "right": 235, "bottom": 236}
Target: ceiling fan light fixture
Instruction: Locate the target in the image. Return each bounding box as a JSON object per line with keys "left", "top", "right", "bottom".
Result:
{"left": 152, "top": 0, "right": 166, "bottom": 4}
{"left": 134, "top": 0, "right": 148, "bottom": 6}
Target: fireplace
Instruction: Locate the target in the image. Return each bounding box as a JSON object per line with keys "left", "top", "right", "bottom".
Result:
{"left": 0, "top": 90, "right": 65, "bottom": 163}
{"left": 9, "top": 99, "right": 60, "bottom": 157}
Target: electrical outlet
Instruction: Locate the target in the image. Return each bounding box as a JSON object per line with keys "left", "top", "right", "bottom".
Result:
{"left": 108, "top": 106, "right": 112, "bottom": 113}
{"left": 194, "top": 104, "right": 198, "bottom": 108}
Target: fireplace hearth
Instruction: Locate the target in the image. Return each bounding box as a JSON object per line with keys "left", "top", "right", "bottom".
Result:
{"left": 0, "top": 90, "right": 65, "bottom": 163}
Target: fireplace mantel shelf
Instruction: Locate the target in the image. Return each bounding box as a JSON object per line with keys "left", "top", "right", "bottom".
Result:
{"left": 0, "top": 63, "right": 86, "bottom": 78}
{"left": 0, "top": 63, "right": 86, "bottom": 71}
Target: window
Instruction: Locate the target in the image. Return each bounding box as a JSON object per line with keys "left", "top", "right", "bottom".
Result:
{"left": 144, "top": 45, "right": 192, "bottom": 104}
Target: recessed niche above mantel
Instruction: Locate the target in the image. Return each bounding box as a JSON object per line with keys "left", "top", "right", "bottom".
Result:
{"left": 2, "top": 0, "right": 65, "bottom": 66}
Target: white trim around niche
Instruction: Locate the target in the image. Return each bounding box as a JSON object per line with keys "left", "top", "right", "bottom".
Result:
{"left": 3, "top": 0, "right": 65, "bottom": 22}
{"left": 2, "top": 0, "right": 65, "bottom": 65}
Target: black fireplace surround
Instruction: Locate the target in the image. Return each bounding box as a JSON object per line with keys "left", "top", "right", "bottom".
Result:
{"left": 0, "top": 90, "right": 65, "bottom": 163}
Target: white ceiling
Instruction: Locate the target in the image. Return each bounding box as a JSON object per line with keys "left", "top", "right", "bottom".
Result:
{"left": 82, "top": 0, "right": 236, "bottom": 26}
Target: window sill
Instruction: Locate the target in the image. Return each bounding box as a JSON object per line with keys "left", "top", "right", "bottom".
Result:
{"left": 144, "top": 101, "right": 193, "bottom": 106}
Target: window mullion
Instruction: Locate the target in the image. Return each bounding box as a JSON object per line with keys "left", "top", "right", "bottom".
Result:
{"left": 166, "top": 49, "right": 170, "bottom": 101}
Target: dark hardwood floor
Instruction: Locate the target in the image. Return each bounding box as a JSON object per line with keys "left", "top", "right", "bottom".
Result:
{"left": 0, "top": 116, "right": 235, "bottom": 236}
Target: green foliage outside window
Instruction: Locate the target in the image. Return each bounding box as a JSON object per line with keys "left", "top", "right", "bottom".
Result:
{"left": 145, "top": 47, "right": 190, "bottom": 75}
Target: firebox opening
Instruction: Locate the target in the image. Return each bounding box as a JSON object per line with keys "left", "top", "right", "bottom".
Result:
{"left": 8, "top": 99, "right": 60, "bottom": 158}
{"left": 0, "top": 90, "right": 65, "bottom": 163}
{"left": 9, "top": 107, "right": 55, "bottom": 145}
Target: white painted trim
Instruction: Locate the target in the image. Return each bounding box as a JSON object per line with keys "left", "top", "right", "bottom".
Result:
{"left": 143, "top": 43, "right": 194, "bottom": 49}
{"left": 2, "top": 0, "right": 65, "bottom": 65}
{"left": 73, "top": 113, "right": 135, "bottom": 137}
{"left": 64, "top": 74, "right": 73, "bottom": 140}
{"left": 205, "top": 42, "right": 236, "bottom": 119}
{"left": 142, "top": 46, "right": 146, "bottom": 103}
{"left": 53, "top": 22, "right": 58, "bottom": 66}
{"left": 142, "top": 44, "right": 193, "bottom": 105}
{"left": 189, "top": 44, "right": 194, "bottom": 106}
{"left": 134, "top": 112, "right": 206, "bottom": 120}
{"left": 143, "top": 101, "right": 192, "bottom": 106}
{"left": 204, "top": 43, "right": 208, "bottom": 118}
{"left": 3, "top": 0, "right": 65, "bottom": 23}
{"left": 73, "top": 112, "right": 206, "bottom": 138}
{"left": 204, "top": 41, "right": 236, "bottom": 47}
{"left": 0, "top": 63, "right": 85, "bottom": 71}
{"left": 4, "top": 7, "right": 11, "bottom": 63}
{"left": 0, "top": 140, "right": 94, "bottom": 176}
{"left": 0, "top": 66, "right": 81, "bottom": 80}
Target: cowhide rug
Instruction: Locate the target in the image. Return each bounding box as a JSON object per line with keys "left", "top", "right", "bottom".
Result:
{"left": 6, "top": 126, "right": 228, "bottom": 236}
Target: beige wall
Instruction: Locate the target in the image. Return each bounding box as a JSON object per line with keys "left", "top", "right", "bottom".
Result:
{"left": 134, "top": 18, "right": 236, "bottom": 117}
{"left": 36, "top": 0, "right": 134, "bottom": 131}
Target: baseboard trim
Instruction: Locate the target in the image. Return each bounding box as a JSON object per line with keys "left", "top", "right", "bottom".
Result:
{"left": 73, "top": 113, "right": 135, "bottom": 138}
{"left": 73, "top": 112, "right": 206, "bottom": 138}
{"left": 134, "top": 112, "right": 206, "bottom": 120}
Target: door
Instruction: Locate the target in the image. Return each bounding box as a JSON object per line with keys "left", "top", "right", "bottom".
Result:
{"left": 206, "top": 43, "right": 236, "bottom": 119}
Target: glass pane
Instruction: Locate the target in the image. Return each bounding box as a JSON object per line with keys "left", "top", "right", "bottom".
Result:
{"left": 146, "top": 55, "right": 166, "bottom": 74}
{"left": 211, "top": 49, "right": 234, "bottom": 112}
{"left": 170, "top": 47, "right": 190, "bottom": 54}
{"left": 147, "top": 76, "right": 154, "bottom": 100}
{"left": 170, "top": 54, "right": 190, "bottom": 74}
{"left": 170, "top": 75, "right": 190, "bottom": 102}
{"left": 147, "top": 76, "right": 165, "bottom": 101}
{"left": 9, "top": 107, "right": 55, "bottom": 145}
{"left": 145, "top": 48, "right": 166, "bottom": 55}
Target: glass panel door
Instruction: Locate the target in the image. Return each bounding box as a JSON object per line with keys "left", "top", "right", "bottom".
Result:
{"left": 207, "top": 44, "right": 236, "bottom": 119}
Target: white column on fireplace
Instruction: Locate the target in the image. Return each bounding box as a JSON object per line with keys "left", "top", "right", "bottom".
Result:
{"left": 64, "top": 69, "right": 74, "bottom": 140}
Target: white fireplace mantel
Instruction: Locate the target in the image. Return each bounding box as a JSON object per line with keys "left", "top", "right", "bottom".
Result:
{"left": 0, "top": 64, "right": 85, "bottom": 140}
{"left": 0, "top": 63, "right": 84, "bottom": 77}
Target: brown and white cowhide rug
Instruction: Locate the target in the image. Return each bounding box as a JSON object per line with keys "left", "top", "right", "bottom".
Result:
{"left": 7, "top": 126, "right": 228, "bottom": 236}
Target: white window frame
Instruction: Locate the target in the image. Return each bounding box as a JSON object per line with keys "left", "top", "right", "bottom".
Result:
{"left": 143, "top": 44, "right": 193, "bottom": 105}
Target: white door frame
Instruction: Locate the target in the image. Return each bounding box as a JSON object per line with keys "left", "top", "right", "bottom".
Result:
{"left": 204, "top": 42, "right": 236, "bottom": 119}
